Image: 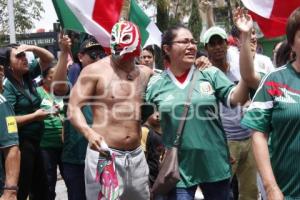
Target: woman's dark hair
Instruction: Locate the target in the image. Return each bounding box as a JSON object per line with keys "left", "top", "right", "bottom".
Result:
{"left": 42, "top": 60, "right": 57, "bottom": 78}
{"left": 143, "top": 45, "right": 155, "bottom": 57}
{"left": 275, "top": 40, "right": 295, "bottom": 67}
{"left": 161, "top": 24, "right": 189, "bottom": 63}
{"left": 2, "top": 44, "right": 37, "bottom": 96}
{"left": 286, "top": 7, "right": 300, "bottom": 46}
{"left": 42, "top": 66, "right": 53, "bottom": 78}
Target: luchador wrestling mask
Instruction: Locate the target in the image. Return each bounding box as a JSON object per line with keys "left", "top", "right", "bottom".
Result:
{"left": 110, "top": 21, "right": 141, "bottom": 60}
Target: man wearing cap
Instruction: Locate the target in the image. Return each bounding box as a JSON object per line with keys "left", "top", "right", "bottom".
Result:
{"left": 68, "top": 37, "right": 106, "bottom": 85}
{"left": 0, "top": 65, "right": 20, "bottom": 200}
{"left": 202, "top": 26, "right": 258, "bottom": 200}
{"left": 52, "top": 34, "right": 106, "bottom": 200}
{"left": 67, "top": 21, "right": 152, "bottom": 200}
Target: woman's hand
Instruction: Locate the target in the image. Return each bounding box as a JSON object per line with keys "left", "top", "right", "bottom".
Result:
{"left": 195, "top": 56, "right": 212, "bottom": 70}
{"left": 0, "top": 190, "right": 17, "bottom": 200}
{"left": 266, "top": 185, "right": 284, "bottom": 200}
{"left": 33, "top": 109, "right": 50, "bottom": 121}
{"left": 199, "top": 0, "right": 213, "bottom": 13}
{"left": 15, "top": 44, "right": 36, "bottom": 54}
{"left": 58, "top": 32, "right": 72, "bottom": 53}
{"left": 233, "top": 7, "right": 253, "bottom": 33}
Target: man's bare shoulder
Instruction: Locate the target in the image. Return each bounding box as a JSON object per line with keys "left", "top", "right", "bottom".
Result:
{"left": 80, "top": 56, "right": 112, "bottom": 76}
{"left": 137, "top": 64, "right": 153, "bottom": 78}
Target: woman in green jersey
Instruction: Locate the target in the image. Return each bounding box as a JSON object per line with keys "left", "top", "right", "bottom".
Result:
{"left": 0, "top": 44, "right": 54, "bottom": 200}
{"left": 239, "top": 7, "right": 300, "bottom": 200}
{"left": 37, "top": 66, "right": 65, "bottom": 200}
{"left": 145, "top": 24, "right": 249, "bottom": 200}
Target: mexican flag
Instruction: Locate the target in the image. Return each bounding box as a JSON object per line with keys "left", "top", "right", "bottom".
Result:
{"left": 52, "top": 0, "right": 123, "bottom": 48}
{"left": 242, "top": 0, "right": 300, "bottom": 38}
{"left": 52, "top": 0, "right": 161, "bottom": 48}
{"left": 129, "top": 0, "right": 162, "bottom": 47}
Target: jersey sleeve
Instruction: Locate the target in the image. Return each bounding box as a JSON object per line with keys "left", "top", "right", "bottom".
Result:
{"left": 3, "top": 80, "right": 17, "bottom": 108}
{"left": 241, "top": 74, "right": 274, "bottom": 134}
{"left": 143, "top": 74, "right": 161, "bottom": 123}
{"left": 0, "top": 97, "right": 19, "bottom": 148}
{"left": 203, "top": 67, "right": 235, "bottom": 107}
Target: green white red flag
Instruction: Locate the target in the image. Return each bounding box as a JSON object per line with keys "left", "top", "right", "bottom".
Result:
{"left": 52, "top": 0, "right": 124, "bottom": 48}
{"left": 242, "top": 0, "right": 300, "bottom": 38}
{"left": 52, "top": 0, "right": 161, "bottom": 48}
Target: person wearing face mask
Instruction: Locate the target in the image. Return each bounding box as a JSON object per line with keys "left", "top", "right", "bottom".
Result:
{"left": 67, "top": 21, "right": 153, "bottom": 200}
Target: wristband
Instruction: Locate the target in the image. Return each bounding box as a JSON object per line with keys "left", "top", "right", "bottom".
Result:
{"left": 3, "top": 185, "right": 18, "bottom": 191}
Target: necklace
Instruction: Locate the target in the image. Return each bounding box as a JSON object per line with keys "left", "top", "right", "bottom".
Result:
{"left": 111, "top": 57, "right": 138, "bottom": 81}
{"left": 127, "top": 73, "right": 134, "bottom": 81}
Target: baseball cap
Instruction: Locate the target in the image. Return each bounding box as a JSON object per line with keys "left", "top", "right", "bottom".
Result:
{"left": 201, "top": 26, "right": 228, "bottom": 45}
{"left": 79, "top": 38, "right": 103, "bottom": 53}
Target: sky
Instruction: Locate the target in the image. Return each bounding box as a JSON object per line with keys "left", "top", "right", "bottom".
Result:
{"left": 33, "top": 0, "right": 58, "bottom": 32}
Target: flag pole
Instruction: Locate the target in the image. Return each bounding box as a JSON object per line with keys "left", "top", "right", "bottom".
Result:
{"left": 121, "top": 0, "right": 130, "bottom": 20}
{"left": 8, "top": 0, "right": 16, "bottom": 43}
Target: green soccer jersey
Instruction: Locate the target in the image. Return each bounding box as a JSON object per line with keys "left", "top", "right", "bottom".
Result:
{"left": 37, "top": 87, "right": 64, "bottom": 149}
{"left": 0, "top": 94, "right": 19, "bottom": 147}
{"left": 0, "top": 94, "right": 18, "bottom": 193}
{"left": 242, "top": 63, "right": 300, "bottom": 198}
{"left": 146, "top": 66, "right": 234, "bottom": 187}
{"left": 3, "top": 60, "right": 43, "bottom": 141}
{"left": 61, "top": 106, "right": 92, "bottom": 164}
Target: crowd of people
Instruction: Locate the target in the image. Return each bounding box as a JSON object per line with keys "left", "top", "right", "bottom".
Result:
{"left": 0, "top": 3, "right": 299, "bottom": 200}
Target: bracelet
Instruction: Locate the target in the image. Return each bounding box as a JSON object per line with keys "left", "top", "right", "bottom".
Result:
{"left": 3, "top": 185, "right": 18, "bottom": 191}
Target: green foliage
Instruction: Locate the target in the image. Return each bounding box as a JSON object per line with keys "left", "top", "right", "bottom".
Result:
{"left": 188, "top": 0, "right": 201, "bottom": 41}
{"left": 0, "top": 0, "right": 44, "bottom": 34}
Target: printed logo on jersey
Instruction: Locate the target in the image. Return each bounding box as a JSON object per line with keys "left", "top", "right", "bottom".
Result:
{"left": 266, "top": 81, "right": 300, "bottom": 103}
{"left": 164, "top": 94, "right": 175, "bottom": 102}
{"left": 41, "top": 98, "right": 53, "bottom": 107}
{"left": 6, "top": 116, "right": 18, "bottom": 134}
{"left": 199, "top": 82, "right": 214, "bottom": 95}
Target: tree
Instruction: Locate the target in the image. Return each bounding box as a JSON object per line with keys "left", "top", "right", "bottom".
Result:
{"left": 156, "top": 0, "right": 169, "bottom": 31}
{"left": 188, "top": 0, "right": 202, "bottom": 41}
{"left": 137, "top": 0, "right": 193, "bottom": 31}
{"left": 0, "top": 0, "right": 44, "bottom": 34}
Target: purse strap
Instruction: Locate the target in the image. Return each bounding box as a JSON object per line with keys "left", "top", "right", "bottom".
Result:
{"left": 173, "top": 68, "right": 198, "bottom": 147}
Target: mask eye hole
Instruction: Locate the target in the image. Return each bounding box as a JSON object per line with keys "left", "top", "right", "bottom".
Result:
{"left": 122, "top": 34, "right": 131, "bottom": 42}
{"left": 111, "top": 35, "right": 116, "bottom": 42}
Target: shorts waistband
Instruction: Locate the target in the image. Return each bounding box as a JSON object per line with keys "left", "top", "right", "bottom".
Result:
{"left": 109, "top": 146, "right": 142, "bottom": 156}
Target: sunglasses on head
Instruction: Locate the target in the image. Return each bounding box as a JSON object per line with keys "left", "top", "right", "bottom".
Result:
{"left": 15, "top": 52, "right": 26, "bottom": 59}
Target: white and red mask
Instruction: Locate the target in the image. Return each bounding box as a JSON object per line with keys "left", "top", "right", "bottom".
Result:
{"left": 110, "top": 21, "right": 141, "bottom": 61}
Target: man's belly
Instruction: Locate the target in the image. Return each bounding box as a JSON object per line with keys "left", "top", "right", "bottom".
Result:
{"left": 92, "top": 120, "right": 141, "bottom": 151}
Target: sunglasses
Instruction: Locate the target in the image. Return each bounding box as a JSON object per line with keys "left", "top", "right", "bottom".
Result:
{"left": 85, "top": 49, "right": 104, "bottom": 60}
{"left": 15, "top": 52, "right": 26, "bottom": 59}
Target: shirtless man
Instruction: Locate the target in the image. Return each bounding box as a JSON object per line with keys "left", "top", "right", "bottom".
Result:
{"left": 68, "top": 21, "right": 152, "bottom": 200}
